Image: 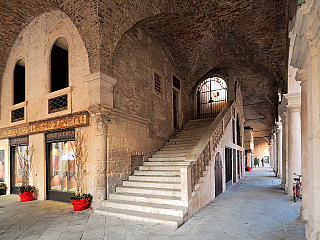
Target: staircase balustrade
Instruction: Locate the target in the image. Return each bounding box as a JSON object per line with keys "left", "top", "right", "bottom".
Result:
{"left": 180, "top": 101, "right": 235, "bottom": 203}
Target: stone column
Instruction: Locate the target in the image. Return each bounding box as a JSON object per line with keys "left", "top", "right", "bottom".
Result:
{"left": 276, "top": 122, "right": 283, "bottom": 179}
{"left": 306, "top": 44, "right": 320, "bottom": 239}
{"left": 279, "top": 108, "right": 288, "bottom": 191}
{"left": 284, "top": 93, "right": 301, "bottom": 195}
{"left": 269, "top": 140, "right": 273, "bottom": 168}
{"left": 273, "top": 132, "right": 278, "bottom": 175}
{"left": 296, "top": 69, "right": 309, "bottom": 221}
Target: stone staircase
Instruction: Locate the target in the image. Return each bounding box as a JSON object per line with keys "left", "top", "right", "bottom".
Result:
{"left": 95, "top": 118, "right": 214, "bottom": 228}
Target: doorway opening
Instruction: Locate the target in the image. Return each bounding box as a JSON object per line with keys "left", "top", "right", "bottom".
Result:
{"left": 196, "top": 77, "right": 227, "bottom": 119}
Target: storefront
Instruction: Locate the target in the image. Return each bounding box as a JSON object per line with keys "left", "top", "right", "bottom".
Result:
{"left": 46, "top": 129, "right": 76, "bottom": 202}
{"left": 10, "top": 136, "right": 29, "bottom": 194}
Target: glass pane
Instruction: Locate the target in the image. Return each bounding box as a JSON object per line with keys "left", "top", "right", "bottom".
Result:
{"left": 14, "top": 146, "right": 27, "bottom": 187}
{"left": 50, "top": 141, "right": 75, "bottom": 192}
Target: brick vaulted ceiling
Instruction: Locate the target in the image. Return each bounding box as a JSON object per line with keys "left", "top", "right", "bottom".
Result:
{"left": 0, "top": 0, "right": 297, "bottom": 139}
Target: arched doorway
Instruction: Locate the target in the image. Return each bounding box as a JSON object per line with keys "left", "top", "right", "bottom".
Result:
{"left": 215, "top": 152, "right": 223, "bottom": 197}
{"left": 196, "top": 77, "right": 227, "bottom": 119}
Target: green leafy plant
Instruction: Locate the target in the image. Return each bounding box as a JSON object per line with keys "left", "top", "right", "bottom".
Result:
{"left": 18, "top": 185, "right": 36, "bottom": 193}
{"left": 70, "top": 193, "right": 92, "bottom": 201}
{"left": 254, "top": 157, "right": 259, "bottom": 167}
{"left": 0, "top": 183, "right": 7, "bottom": 190}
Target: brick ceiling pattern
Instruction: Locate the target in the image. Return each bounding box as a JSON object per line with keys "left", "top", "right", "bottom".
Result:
{"left": 0, "top": 0, "right": 297, "bottom": 139}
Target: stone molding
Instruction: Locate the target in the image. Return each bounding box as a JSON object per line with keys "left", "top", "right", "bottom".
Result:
{"left": 291, "top": 0, "right": 320, "bottom": 69}
{"left": 283, "top": 92, "right": 301, "bottom": 109}
{"left": 296, "top": 68, "right": 307, "bottom": 82}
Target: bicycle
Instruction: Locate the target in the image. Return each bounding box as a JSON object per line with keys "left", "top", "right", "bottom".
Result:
{"left": 293, "top": 173, "right": 302, "bottom": 202}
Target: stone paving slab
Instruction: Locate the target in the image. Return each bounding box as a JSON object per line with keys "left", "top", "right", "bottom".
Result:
{"left": 0, "top": 167, "right": 305, "bottom": 239}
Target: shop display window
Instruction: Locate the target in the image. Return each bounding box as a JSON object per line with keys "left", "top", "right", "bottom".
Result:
{"left": 49, "top": 141, "right": 76, "bottom": 192}
{"left": 14, "top": 146, "right": 27, "bottom": 187}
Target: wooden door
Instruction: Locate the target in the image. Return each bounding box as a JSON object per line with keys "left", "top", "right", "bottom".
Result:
{"left": 215, "top": 152, "right": 223, "bottom": 197}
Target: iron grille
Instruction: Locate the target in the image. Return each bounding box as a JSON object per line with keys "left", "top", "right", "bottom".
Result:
{"left": 154, "top": 73, "right": 161, "bottom": 93}
{"left": 48, "top": 94, "right": 68, "bottom": 113}
{"left": 11, "top": 107, "right": 24, "bottom": 122}
{"left": 197, "top": 77, "right": 227, "bottom": 119}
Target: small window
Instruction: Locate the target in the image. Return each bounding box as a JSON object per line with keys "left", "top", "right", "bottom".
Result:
{"left": 51, "top": 37, "right": 68, "bottom": 92}
{"left": 173, "top": 75, "right": 180, "bottom": 90}
{"left": 14, "top": 60, "right": 25, "bottom": 105}
{"left": 48, "top": 94, "right": 68, "bottom": 113}
{"left": 154, "top": 73, "right": 162, "bottom": 94}
{"left": 11, "top": 107, "right": 24, "bottom": 122}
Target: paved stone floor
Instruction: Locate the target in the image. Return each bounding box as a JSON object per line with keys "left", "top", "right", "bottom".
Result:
{"left": 0, "top": 166, "right": 305, "bottom": 240}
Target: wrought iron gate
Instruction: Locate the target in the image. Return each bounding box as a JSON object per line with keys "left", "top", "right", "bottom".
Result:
{"left": 197, "top": 77, "right": 227, "bottom": 119}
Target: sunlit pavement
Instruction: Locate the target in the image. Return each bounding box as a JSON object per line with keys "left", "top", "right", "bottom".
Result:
{"left": 0, "top": 166, "right": 305, "bottom": 239}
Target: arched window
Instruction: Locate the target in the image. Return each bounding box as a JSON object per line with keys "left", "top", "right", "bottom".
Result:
{"left": 196, "top": 77, "right": 227, "bottom": 119}
{"left": 14, "top": 60, "right": 25, "bottom": 105}
{"left": 51, "top": 37, "right": 68, "bottom": 92}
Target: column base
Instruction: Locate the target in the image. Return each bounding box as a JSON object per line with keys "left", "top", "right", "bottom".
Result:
{"left": 306, "top": 221, "right": 320, "bottom": 240}
{"left": 300, "top": 206, "right": 309, "bottom": 221}
{"left": 286, "top": 186, "right": 293, "bottom": 196}
{"left": 281, "top": 182, "right": 286, "bottom": 190}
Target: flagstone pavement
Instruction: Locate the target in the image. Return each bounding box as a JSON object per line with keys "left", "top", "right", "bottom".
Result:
{"left": 0, "top": 166, "right": 305, "bottom": 240}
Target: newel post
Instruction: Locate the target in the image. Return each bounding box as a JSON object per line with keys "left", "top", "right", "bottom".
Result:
{"left": 179, "top": 162, "right": 192, "bottom": 203}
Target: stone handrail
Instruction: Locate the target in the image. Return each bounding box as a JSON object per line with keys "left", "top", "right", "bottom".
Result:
{"left": 180, "top": 100, "right": 234, "bottom": 203}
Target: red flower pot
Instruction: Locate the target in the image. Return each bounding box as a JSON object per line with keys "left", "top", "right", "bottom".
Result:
{"left": 19, "top": 192, "right": 34, "bottom": 202}
{"left": 246, "top": 167, "right": 251, "bottom": 172}
{"left": 71, "top": 199, "right": 90, "bottom": 211}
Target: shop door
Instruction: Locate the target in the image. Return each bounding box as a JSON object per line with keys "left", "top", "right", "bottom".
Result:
{"left": 10, "top": 145, "right": 27, "bottom": 194}
{"left": 46, "top": 140, "right": 76, "bottom": 202}
{"left": 215, "top": 152, "right": 223, "bottom": 197}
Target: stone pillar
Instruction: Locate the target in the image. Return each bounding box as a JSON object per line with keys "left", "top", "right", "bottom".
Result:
{"left": 276, "top": 122, "right": 283, "bottom": 179}
{"left": 273, "top": 132, "right": 278, "bottom": 175}
{"left": 180, "top": 162, "right": 192, "bottom": 204}
{"left": 269, "top": 140, "right": 274, "bottom": 169}
{"left": 306, "top": 44, "right": 320, "bottom": 239}
{"left": 284, "top": 93, "right": 301, "bottom": 195}
{"left": 296, "top": 69, "right": 309, "bottom": 221}
{"left": 279, "top": 109, "right": 289, "bottom": 191}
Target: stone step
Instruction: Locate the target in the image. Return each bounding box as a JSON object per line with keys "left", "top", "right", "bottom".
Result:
{"left": 169, "top": 138, "right": 201, "bottom": 142}
{"left": 147, "top": 157, "right": 185, "bottom": 162}
{"left": 116, "top": 186, "right": 181, "bottom": 197}
{"left": 123, "top": 180, "right": 181, "bottom": 189}
{"left": 144, "top": 161, "right": 181, "bottom": 166}
{"left": 94, "top": 207, "right": 183, "bottom": 228}
{"left": 134, "top": 170, "right": 180, "bottom": 176}
{"left": 139, "top": 165, "right": 180, "bottom": 171}
{"left": 161, "top": 145, "right": 194, "bottom": 150}
{"left": 101, "top": 199, "right": 186, "bottom": 217}
{"left": 129, "top": 175, "right": 181, "bottom": 183}
{"left": 109, "top": 192, "right": 186, "bottom": 207}
{"left": 165, "top": 141, "right": 197, "bottom": 147}
{"left": 158, "top": 149, "right": 191, "bottom": 154}
{"left": 152, "top": 152, "right": 189, "bottom": 158}
{"left": 175, "top": 132, "right": 205, "bottom": 137}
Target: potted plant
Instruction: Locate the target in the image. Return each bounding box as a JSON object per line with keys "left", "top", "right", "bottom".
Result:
{"left": 70, "top": 129, "right": 92, "bottom": 211}
{"left": 245, "top": 167, "right": 251, "bottom": 172}
{"left": 16, "top": 144, "right": 36, "bottom": 202}
{"left": 0, "top": 183, "right": 7, "bottom": 195}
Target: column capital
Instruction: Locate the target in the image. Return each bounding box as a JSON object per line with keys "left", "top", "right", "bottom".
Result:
{"left": 283, "top": 92, "right": 301, "bottom": 109}
{"left": 296, "top": 69, "right": 307, "bottom": 83}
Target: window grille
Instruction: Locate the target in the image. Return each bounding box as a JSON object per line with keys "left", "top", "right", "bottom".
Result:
{"left": 11, "top": 107, "right": 24, "bottom": 122}
{"left": 154, "top": 73, "right": 161, "bottom": 93}
{"left": 48, "top": 94, "right": 68, "bottom": 113}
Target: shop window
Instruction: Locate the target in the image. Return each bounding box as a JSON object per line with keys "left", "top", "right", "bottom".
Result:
{"left": 14, "top": 59, "right": 25, "bottom": 105}
{"left": 49, "top": 141, "right": 76, "bottom": 193}
{"left": 51, "top": 37, "right": 69, "bottom": 92}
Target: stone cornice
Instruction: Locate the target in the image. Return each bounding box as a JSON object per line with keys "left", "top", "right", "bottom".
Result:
{"left": 283, "top": 92, "right": 301, "bottom": 109}
{"left": 295, "top": 68, "right": 307, "bottom": 82}
{"left": 291, "top": 0, "right": 320, "bottom": 69}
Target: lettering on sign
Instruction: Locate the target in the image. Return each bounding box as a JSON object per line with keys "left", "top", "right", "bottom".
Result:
{"left": 46, "top": 129, "right": 75, "bottom": 141}
{"left": 9, "top": 136, "right": 29, "bottom": 146}
{"left": 30, "top": 111, "right": 88, "bottom": 134}
{"left": 0, "top": 111, "right": 89, "bottom": 140}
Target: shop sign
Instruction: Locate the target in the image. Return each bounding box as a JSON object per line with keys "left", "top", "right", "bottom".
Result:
{"left": 46, "top": 129, "right": 75, "bottom": 141}
{"left": 0, "top": 125, "right": 29, "bottom": 139}
{"left": 9, "top": 136, "right": 29, "bottom": 146}
{"left": 30, "top": 111, "right": 88, "bottom": 134}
